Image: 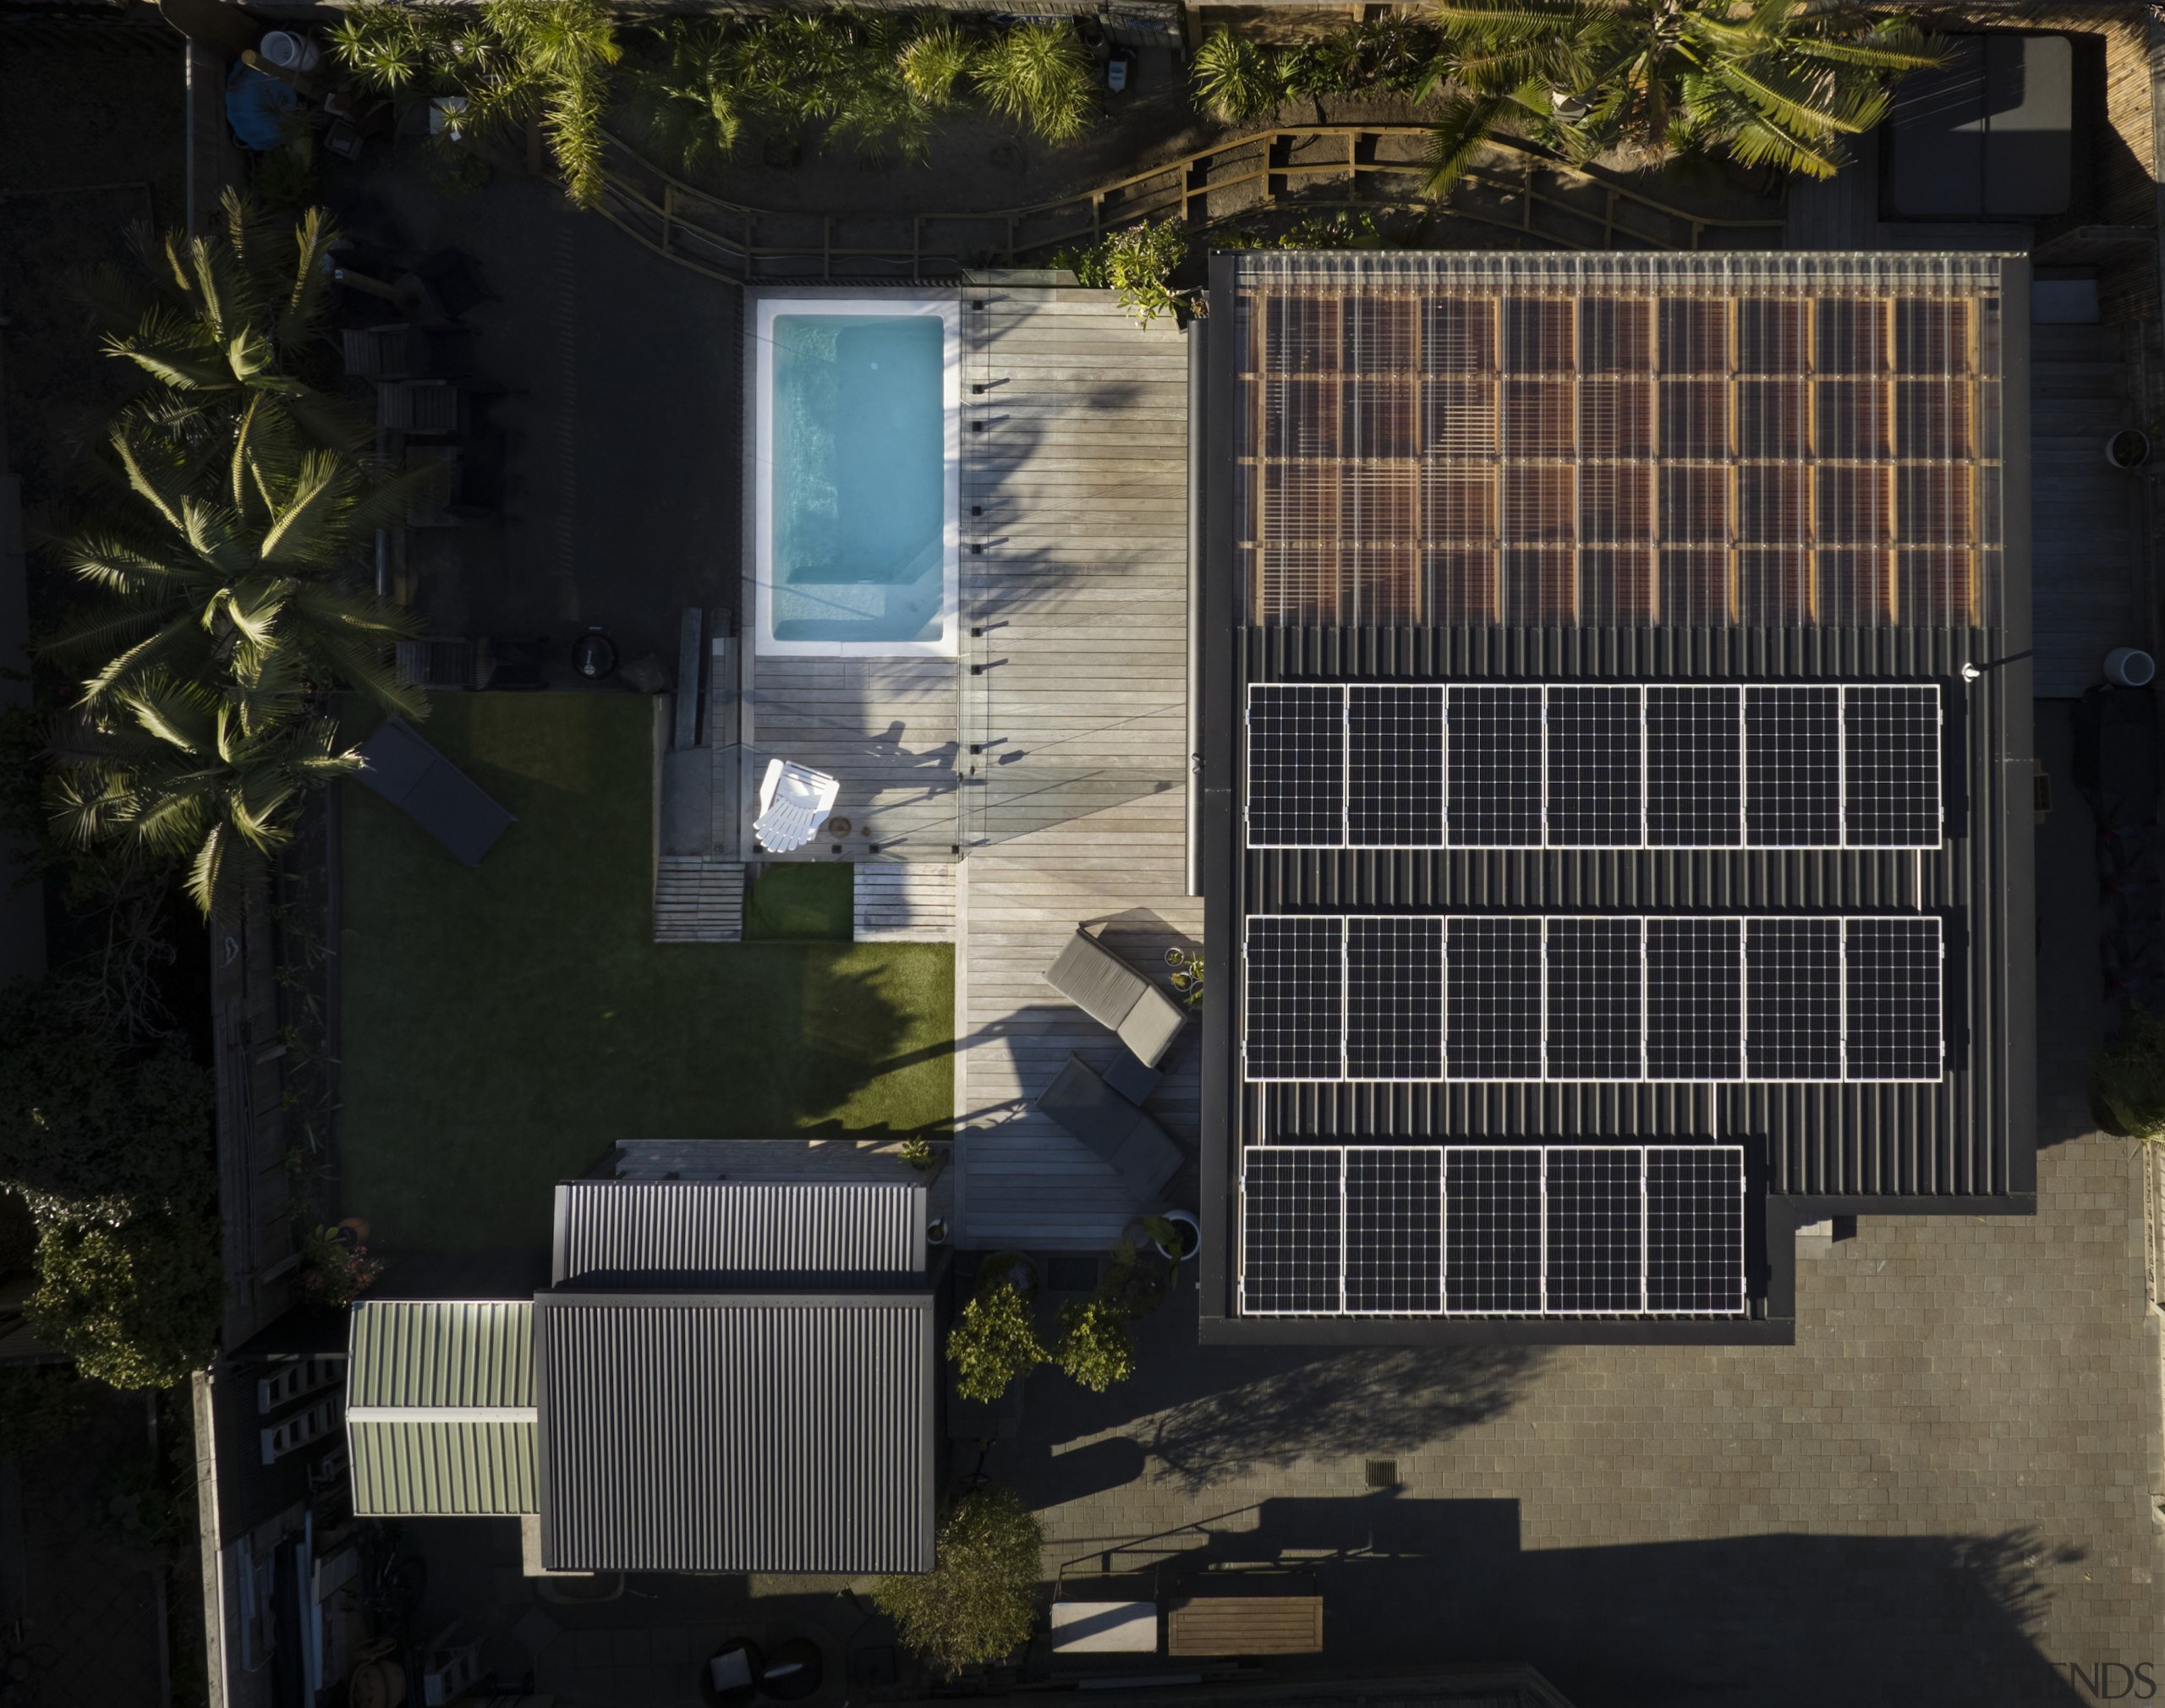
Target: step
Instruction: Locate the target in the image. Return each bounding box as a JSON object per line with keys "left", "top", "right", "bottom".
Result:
{"left": 854, "top": 862, "right": 958, "bottom": 943}
{"left": 655, "top": 857, "right": 745, "bottom": 944}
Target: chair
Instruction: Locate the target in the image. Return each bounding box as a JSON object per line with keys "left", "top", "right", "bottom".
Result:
{"left": 1043, "top": 928, "right": 1187, "bottom": 1068}
{"left": 754, "top": 758, "right": 840, "bottom": 853}
{"left": 376, "top": 380, "right": 460, "bottom": 435}
{"left": 1038, "top": 1054, "right": 1183, "bottom": 1202}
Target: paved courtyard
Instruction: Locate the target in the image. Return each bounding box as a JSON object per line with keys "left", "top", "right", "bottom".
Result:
{"left": 996, "top": 707, "right": 2163, "bottom": 1708}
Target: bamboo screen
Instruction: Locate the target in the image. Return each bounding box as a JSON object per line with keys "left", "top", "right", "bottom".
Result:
{"left": 1234, "top": 255, "right": 2008, "bottom": 631}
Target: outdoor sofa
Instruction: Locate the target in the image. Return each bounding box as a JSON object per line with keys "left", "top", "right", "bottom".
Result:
{"left": 1037, "top": 1054, "right": 1184, "bottom": 1202}
{"left": 1041, "top": 928, "right": 1187, "bottom": 1068}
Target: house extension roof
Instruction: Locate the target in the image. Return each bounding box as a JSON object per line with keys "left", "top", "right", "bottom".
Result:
{"left": 551, "top": 1178, "right": 928, "bottom": 1288}
{"left": 346, "top": 1300, "right": 538, "bottom": 1516}
{"left": 1198, "top": 249, "right": 2036, "bottom": 1345}
{"left": 534, "top": 1291, "right": 936, "bottom": 1574}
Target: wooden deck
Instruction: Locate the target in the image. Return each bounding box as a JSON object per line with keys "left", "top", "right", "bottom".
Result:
{"left": 950, "top": 289, "right": 1200, "bottom": 1250}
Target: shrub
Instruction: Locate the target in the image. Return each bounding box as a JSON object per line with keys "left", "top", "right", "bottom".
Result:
{"left": 971, "top": 24, "right": 1093, "bottom": 143}
{"left": 0, "top": 1366, "right": 94, "bottom": 1459}
{"left": 1191, "top": 27, "right": 1280, "bottom": 125}
{"left": 2096, "top": 1004, "right": 2165, "bottom": 1140}
{"left": 0, "top": 977, "right": 212, "bottom": 1224}
{"left": 1052, "top": 1295, "right": 1136, "bottom": 1392}
{"left": 28, "top": 1210, "right": 222, "bottom": 1390}
{"left": 873, "top": 1485, "right": 1043, "bottom": 1678}
{"left": 946, "top": 1274, "right": 1044, "bottom": 1402}
{"left": 1061, "top": 221, "right": 1194, "bottom": 325}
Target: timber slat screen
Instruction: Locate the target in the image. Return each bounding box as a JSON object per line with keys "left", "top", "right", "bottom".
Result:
{"left": 1233, "top": 255, "right": 2007, "bottom": 630}
{"left": 1166, "top": 1596, "right": 1327, "bottom": 1656}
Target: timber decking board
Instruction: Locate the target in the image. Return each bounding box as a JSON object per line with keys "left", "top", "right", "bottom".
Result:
{"left": 954, "top": 290, "right": 1200, "bottom": 1250}
{"left": 1166, "top": 1598, "right": 1326, "bottom": 1656}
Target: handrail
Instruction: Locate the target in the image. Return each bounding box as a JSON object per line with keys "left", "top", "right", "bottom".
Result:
{"left": 595, "top": 123, "right": 1786, "bottom": 283}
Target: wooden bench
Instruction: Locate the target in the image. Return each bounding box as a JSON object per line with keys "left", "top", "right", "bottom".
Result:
{"left": 1165, "top": 1596, "right": 1324, "bottom": 1656}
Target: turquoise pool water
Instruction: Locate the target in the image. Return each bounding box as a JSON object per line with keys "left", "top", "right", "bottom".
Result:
{"left": 769, "top": 314, "right": 947, "bottom": 646}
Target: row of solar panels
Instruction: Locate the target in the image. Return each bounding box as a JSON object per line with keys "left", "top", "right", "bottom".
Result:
{"left": 1244, "top": 914, "right": 1943, "bottom": 1084}
{"left": 1241, "top": 1144, "right": 1747, "bottom": 1318}
{"left": 1246, "top": 682, "right": 1943, "bottom": 851}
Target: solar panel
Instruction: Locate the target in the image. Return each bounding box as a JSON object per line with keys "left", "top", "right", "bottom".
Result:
{"left": 1349, "top": 687, "right": 1445, "bottom": 846}
{"left": 1644, "top": 1147, "right": 1746, "bottom": 1313}
{"left": 1844, "top": 685, "right": 1941, "bottom": 848}
{"left": 1844, "top": 917, "right": 1943, "bottom": 1080}
{"left": 1745, "top": 917, "right": 1843, "bottom": 1080}
{"left": 1745, "top": 686, "right": 1840, "bottom": 846}
{"left": 1237, "top": 1143, "right": 1751, "bottom": 1319}
{"left": 1646, "top": 686, "right": 1743, "bottom": 846}
{"left": 1444, "top": 1147, "right": 1543, "bottom": 1313}
{"left": 1545, "top": 918, "right": 1642, "bottom": 1079}
{"left": 1546, "top": 687, "right": 1643, "bottom": 846}
{"left": 1345, "top": 1148, "right": 1443, "bottom": 1311}
{"left": 1245, "top": 917, "right": 1344, "bottom": 1081}
{"left": 1645, "top": 917, "right": 1744, "bottom": 1080}
{"left": 1444, "top": 917, "right": 1543, "bottom": 1078}
{"left": 1544, "top": 1147, "right": 1644, "bottom": 1313}
{"left": 1247, "top": 684, "right": 1343, "bottom": 847}
{"left": 1346, "top": 916, "right": 1445, "bottom": 1080}
{"left": 1241, "top": 1147, "right": 1343, "bottom": 1313}
{"left": 1447, "top": 687, "right": 1543, "bottom": 846}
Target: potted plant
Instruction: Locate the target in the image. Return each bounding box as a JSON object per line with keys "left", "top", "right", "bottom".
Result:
{"left": 945, "top": 1257, "right": 1044, "bottom": 1403}
{"left": 297, "top": 1224, "right": 383, "bottom": 1309}
{"left": 1145, "top": 1211, "right": 1200, "bottom": 1264}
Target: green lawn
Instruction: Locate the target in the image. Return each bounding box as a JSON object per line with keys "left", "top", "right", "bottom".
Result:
{"left": 744, "top": 863, "right": 853, "bottom": 942}
{"left": 338, "top": 694, "right": 952, "bottom": 1251}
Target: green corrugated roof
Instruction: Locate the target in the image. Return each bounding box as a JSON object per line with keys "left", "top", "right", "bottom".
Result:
{"left": 348, "top": 1300, "right": 534, "bottom": 1407}
{"left": 348, "top": 1419, "right": 538, "bottom": 1516}
{"left": 347, "top": 1301, "right": 538, "bottom": 1516}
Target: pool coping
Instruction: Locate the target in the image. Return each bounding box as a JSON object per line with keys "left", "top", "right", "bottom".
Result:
{"left": 746, "top": 288, "right": 962, "bottom": 660}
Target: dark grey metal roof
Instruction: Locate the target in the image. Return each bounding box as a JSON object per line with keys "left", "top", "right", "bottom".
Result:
{"left": 534, "top": 1292, "right": 935, "bottom": 1574}
{"left": 551, "top": 1179, "right": 928, "bottom": 1288}
{"left": 1197, "top": 249, "right": 2036, "bottom": 1345}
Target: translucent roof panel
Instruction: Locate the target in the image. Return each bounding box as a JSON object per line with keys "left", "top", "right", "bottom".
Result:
{"left": 1230, "top": 252, "right": 2011, "bottom": 632}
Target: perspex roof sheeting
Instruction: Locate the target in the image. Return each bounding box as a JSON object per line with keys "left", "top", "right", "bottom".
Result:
{"left": 534, "top": 1293, "right": 935, "bottom": 1574}
{"left": 346, "top": 1300, "right": 538, "bottom": 1516}
{"left": 1231, "top": 251, "right": 2010, "bottom": 632}
{"left": 551, "top": 1180, "right": 929, "bottom": 1288}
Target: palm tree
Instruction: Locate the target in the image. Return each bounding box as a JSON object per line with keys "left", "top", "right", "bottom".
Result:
{"left": 1419, "top": 0, "right": 1940, "bottom": 194}
{"left": 47, "top": 671, "right": 363, "bottom": 920}
{"left": 91, "top": 190, "right": 367, "bottom": 507}
{"left": 331, "top": 0, "right": 621, "bottom": 205}
{"left": 40, "top": 429, "right": 429, "bottom": 723}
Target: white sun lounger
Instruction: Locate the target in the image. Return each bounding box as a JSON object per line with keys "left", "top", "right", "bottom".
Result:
{"left": 754, "top": 758, "right": 840, "bottom": 853}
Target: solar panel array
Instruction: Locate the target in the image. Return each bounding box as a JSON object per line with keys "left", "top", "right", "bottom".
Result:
{"left": 1243, "top": 914, "right": 1943, "bottom": 1083}
{"left": 1241, "top": 1144, "right": 1747, "bottom": 1317}
{"left": 1246, "top": 682, "right": 1942, "bottom": 851}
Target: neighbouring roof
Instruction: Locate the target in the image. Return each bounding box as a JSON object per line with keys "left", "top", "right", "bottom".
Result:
{"left": 346, "top": 1300, "right": 538, "bottom": 1516}
{"left": 1199, "top": 249, "right": 2036, "bottom": 1344}
{"left": 551, "top": 1179, "right": 929, "bottom": 1288}
{"left": 534, "top": 1292, "right": 936, "bottom": 1574}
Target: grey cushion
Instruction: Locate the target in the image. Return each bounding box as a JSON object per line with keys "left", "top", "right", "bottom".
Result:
{"left": 1038, "top": 1056, "right": 1183, "bottom": 1202}
{"left": 355, "top": 715, "right": 517, "bottom": 868}
{"left": 1044, "top": 929, "right": 1187, "bottom": 1069}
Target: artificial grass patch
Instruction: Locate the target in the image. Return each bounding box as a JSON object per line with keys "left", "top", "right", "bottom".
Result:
{"left": 744, "top": 862, "right": 854, "bottom": 942}
{"left": 337, "top": 693, "right": 953, "bottom": 1252}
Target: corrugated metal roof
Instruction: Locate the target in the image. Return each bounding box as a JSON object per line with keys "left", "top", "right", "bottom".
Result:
{"left": 348, "top": 1420, "right": 538, "bottom": 1516}
{"left": 345, "top": 1302, "right": 538, "bottom": 1515}
{"left": 552, "top": 1180, "right": 928, "bottom": 1288}
{"left": 534, "top": 1293, "right": 935, "bottom": 1574}
{"left": 1200, "top": 251, "right": 2036, "bottom": 1338}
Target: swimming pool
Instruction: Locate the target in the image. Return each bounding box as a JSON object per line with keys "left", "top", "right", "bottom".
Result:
{"left": 752, "top": 296, "right": 960, "bottom": 657}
